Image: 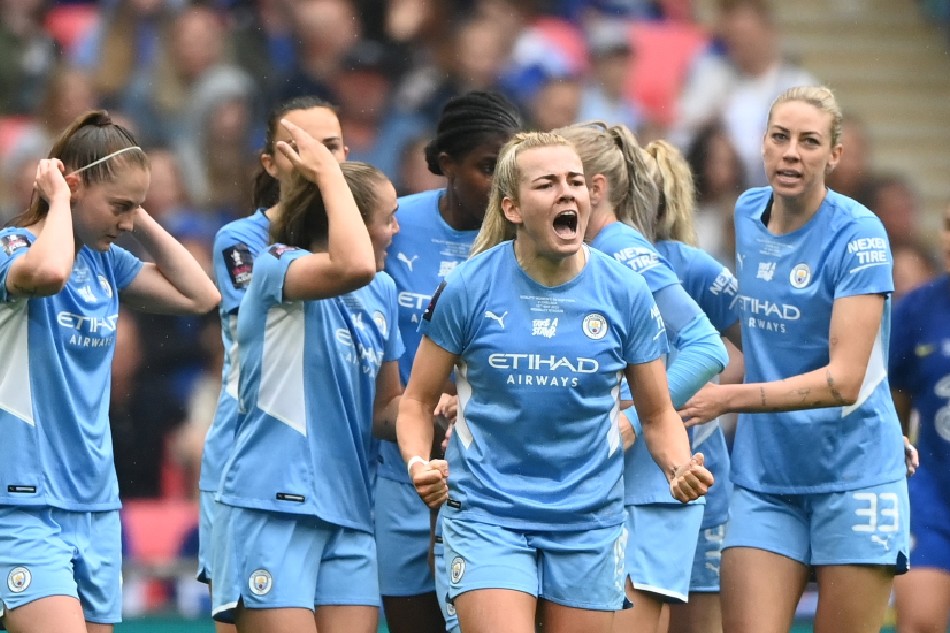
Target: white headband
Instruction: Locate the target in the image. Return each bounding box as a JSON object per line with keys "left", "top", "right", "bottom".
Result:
{"left": 73, "top": 146, "right": 143, "bottom": 175}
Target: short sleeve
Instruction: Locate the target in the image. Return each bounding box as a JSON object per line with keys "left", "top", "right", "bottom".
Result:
{"left": 832, "top": 217, "right": 895, "bottom": 300}
{"left": 418, "top": 274, "right": 470, "bottom": 356}
{"left": 0, "top": 231, "right": 34, "bottom": 303}
{"left": 214, "top": 227, "right": 257, "bottom": 314}
{"left": 109, "top": 244, "right": 144, "bottom": 291}
{"left": 252, "top": 245, "right": 306, "bottom": 308}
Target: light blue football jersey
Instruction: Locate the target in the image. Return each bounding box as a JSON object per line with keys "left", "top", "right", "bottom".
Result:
{"left": 199, "top": 210, "right": 270, "bottom": 493}
{"left": 218, "top": 246, "right": 374, "bottom": 532}
{"left": 732, "top": 187, "right": 904, "bottom": 493}
{"left": 592, "top": 222, "right": 709, "bottom": 506}
{"left": 379, "top": 188, "right": 478, "bottom": 482}
{"left": 422, "top": 242, "right": 668, "bottom": 530}
{"left": 337, "top": 271, "right": 406, "bottom": 480}
{"left": 0, "top": 227, "right": 142, "bottom": 510}
{"left": 890, "top": 274, "right": 950, "bottom": 490}
{"left": 656, "top": 239, "right": 739, "bottom": 527}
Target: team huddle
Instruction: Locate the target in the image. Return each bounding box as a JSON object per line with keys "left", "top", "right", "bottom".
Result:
{"left": 0, "top": 85, "right": 931, "bottom": 633}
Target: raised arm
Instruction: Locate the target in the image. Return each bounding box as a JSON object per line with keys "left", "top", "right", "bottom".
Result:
{"left": 119, "top": 208, "right": 220, "bottom": 314}
{"left": 6, "top": 159, "right": 76, "bottom": 297}
{"left": 279, "top": 119, "right": 376, "bottom": 301}
{"left": 680, "top": 294, "right": 884, "bottom": 424}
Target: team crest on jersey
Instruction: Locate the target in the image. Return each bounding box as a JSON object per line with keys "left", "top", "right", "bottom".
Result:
{"left": 450, "top": 556, "right": 465, "bottom": 584}
{"left": 248, "top": 568, "right": 273, "bottom": 595}
{"left": 223, "top": 244, "right": 254, "bottom": 288}
{"left": 789, "top": 264, "right": 811, "bottom": 289}
{"left": 422, "top": 281, "right": 447, "bottom": 322}
{"left": 582, "top": 313, "right": 608, "bottom": 340}
{"left": 372, "top": 310, "right": 388, "bottom": 336}
{"left": 7, "top": 566, "right": 31, "bottom": 593}
{"left": 1, "top": 233, "right": 31, "bottom": 256}
{"left": 98, "top": 275, "right": 113, "bottom": 299}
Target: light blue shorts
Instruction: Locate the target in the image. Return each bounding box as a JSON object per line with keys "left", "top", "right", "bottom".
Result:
{"left": 441, "top": 514, "right": 627, "bottom": 611}
{"left": 689, "top": 523, "right": 726, "bottom": 593}
{"left": 196, "top": 490, "right": 215, "bottom": 584}
{"left": 0, "top": 506, "right": 122, "bottom": 624}
{"left": 433, "top": 534, "right": 460, "bottom": 633}
{"left": 724, "top": 481, "right": 910, "bottom": 572}
{"left": 374, "top": 476, "right": 435, "bottom": 596}
{"left": 211, "top": 504, "right": 379, "bottom": 623}
{"left": 624, "top": 503, "right": 704, "bottom": 603}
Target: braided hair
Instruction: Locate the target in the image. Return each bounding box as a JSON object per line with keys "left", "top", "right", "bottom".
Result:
{"left": 423, "top": 91, "right": 522, "bottom": 176}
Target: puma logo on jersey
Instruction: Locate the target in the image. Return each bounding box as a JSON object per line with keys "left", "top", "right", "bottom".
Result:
{"left": 397, "top": 253, "right": 419, "bottom": 271}
{"left": 871, "top": 535, "right": 891, "bottom": 551}
{"left": 484, "top": 310, "right": 507, "bottom": 329}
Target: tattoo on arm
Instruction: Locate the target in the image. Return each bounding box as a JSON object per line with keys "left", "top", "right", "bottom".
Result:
{"left": 10, "top": 283, "right": 35, "bottom": 297}
{"left": 760, "top": 386, "right": 767, "bottom": 408}
{"left": 795, "top": 387, "right": 811, "bottom": 404}
{"left": 826, "top": 369, "right": 847, "bottom": 404}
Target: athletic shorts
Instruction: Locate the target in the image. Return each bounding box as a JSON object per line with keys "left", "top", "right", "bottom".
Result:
{"left": 441, "top": 514, "right": 627, "bottom": 611}
{"left": 689, "top": 523, "right": 726, "bottom": 593}
{"left": 374, "top": 477, "right": 435, "bottom": 596}
{"left": 724, "top": 481, "right": 910, "bottom": 572}
{"left": 624, "top": 503, "right": 704, "bottom": 603}
{"left": 211, "top": 504, "right": 379, "bottom": 623}
{"left": 0, "top": 506, "right": 122, "bottom": 624}
{"left": 196, "top": 490, "right": 215, "bottom": 584}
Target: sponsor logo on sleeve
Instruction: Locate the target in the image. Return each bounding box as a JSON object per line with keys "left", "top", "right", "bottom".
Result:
{"left": 223, "top": 244, "right": 254, "bottom": 288}
{"left": 0, "top": 234, "right": 31, "bottom": 256}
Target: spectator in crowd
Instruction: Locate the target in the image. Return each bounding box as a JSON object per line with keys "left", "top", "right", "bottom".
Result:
{"left": 892, "top": 238, "right": 939, "bottom": 301}
{"left": 0, "top": 0, "right": 60, "bottom": 116}
{"left": 71, "top": 0, "right": 183, "bottom": 114}
{"left": 862, "top": 172, "right": 922, "bottom": 247}
{"left": 396, "top": 133, "right": 447, "bottom": 196}
{"left": 685, "top": 121, "right": 746, "bottom": 267}
{"left": 826, "top": 113, "right": 874, "bottom": 202}
{"left": 671, "top": 0, "right": 818, "bottom": 188}
{"left": 578, "top": 21, "right": 648, "bottom": 135}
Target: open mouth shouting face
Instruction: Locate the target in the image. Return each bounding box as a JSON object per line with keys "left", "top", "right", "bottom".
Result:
{"left": 503, "top": 144, "right": 591, "bottom": 260}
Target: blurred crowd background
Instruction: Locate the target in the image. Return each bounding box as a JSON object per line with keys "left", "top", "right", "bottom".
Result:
{"left": 1, "top": 0, "right": 948, "bottom": 622}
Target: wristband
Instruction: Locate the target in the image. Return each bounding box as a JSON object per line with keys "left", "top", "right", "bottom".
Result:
{"left": 406, "top": 455, "right": 428, "bottom": 477}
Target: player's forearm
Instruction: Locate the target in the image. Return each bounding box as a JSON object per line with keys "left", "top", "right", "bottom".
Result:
{"left": 719, "top": 364, "right": 862, "bottom": 413}
{"left": 640, "top": 408, "right": 692, "bottom": 480}
{"left": 373, "top": 394, "right": 401, "bottom": 442}
{"left": 397, "top": 395, "right": 436, "bottom": 464}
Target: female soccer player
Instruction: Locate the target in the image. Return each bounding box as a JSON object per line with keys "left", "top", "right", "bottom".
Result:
{"left": 376, "top": 90, "right": 521, "bottom": 633}
{"left": 398, "top": 131, "right": 713, "bottom": 633}
{"left": 0, "top": 110, "right": 220, "bottom": 633}
{"left": 555, "top": 122, "right": 727, "bottom": 633}
{"left": 210, "top": 122, "right": 383, "bottom": 633}
{"left": 890, "top": 202, "right": 950, "bottom": 633}
{"left": 647, "top": 139, "right": 741, "bottom": 633}
{"left": 679, "top": 85, "right": 910, "bottom": 633}
{"left": 198, "top": 96, "right": 346, "bottom": 632}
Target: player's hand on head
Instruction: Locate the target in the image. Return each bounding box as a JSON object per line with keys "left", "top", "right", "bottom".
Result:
{"left": 410, "top": 458, "right": 450, "bottom": 509}
{"left": 669, "top": 453, "right": 714, "bottom": 503}
{"left": 678, "top": 383, "right": 725, "bottom": 428}
{"left": 34, "top": 158, "right": 70, "bottom": 203}
{"left": 276, "top": 118, "right": 338, "bottom": 183}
